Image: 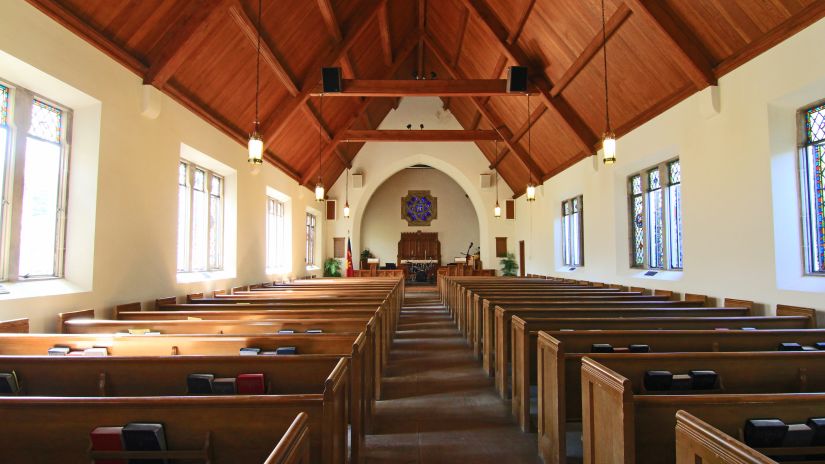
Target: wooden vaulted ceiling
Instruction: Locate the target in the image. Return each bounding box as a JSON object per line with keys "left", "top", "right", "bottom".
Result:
{"left": 27, "top": 0, "right": 825, "bottom": 196}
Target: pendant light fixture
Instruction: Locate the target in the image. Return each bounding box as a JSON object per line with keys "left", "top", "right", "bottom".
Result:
{"left": 315, "top": 94, "right": 325, "bottom": 202}
{"left": 247, "top": 0, "right": 264, "bottom": 175}
{"left": 601, "top": 0, "right": 616, "bottom": 165}
{"left": 493, "top": 138, "right": 501, "bottom": 218}
{"left": 525, "top": 93, "right": 537, "bottom": 202}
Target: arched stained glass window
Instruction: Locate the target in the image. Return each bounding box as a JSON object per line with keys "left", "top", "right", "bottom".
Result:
{"left": 800, "top": 103, "right": 825, "bottom": 274}
{"left": 627, "top": 159, "right": 682, "bottom": 270}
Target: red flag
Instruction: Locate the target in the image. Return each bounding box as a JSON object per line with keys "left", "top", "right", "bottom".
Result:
{"left": 345, "top": 237, "right": 355, "bottom": 277}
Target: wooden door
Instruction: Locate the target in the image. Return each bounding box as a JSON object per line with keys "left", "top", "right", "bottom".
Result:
{"left": 518, "top": 240, "right": 525, "bottom": 277}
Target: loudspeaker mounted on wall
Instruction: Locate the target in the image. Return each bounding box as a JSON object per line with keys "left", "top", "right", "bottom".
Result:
{"left": 140, "top": 85, "right": 162, "bottom": 119}
{"left": 506, "top": 66, "right": 528, "bottom": 93}
{"left": 352, "top": 173, "right": 364, "bottom": 189}
{"left": 322, "top": 67, "right": 343, "bottom": 93}
{"left": 479, "top": 173, "right": 492, "bottom": 189}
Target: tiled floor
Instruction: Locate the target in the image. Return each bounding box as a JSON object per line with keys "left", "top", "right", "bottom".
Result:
{"left": 363, "top": 291, "right": 542, "bottom": 463}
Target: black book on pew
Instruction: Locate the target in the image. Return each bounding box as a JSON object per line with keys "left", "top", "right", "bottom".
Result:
{"left": 275, "top": 346, "right": 297, "bottom": 355}
{"left": 122, "top": 423, "right": 167, "bottom": 464}
{"left": 779, "top": 342, "right": 804, "bottom": 351}
{"left": 240, "top": 347, "right": 261, "bottom": 356}
{"left": 745, "top": 419, "right": 788, "bottom": 448}
{"left": 212, "top": 378, "right": 237, "bottom": 395}
{"left": 0, "top": 371, "right": 19, "bottom": 395}
{"left": 815, "top": 342, "right": 825, "bottom": 350}
{"left": 187, "top": 374, "right": 214, "bottom": 395}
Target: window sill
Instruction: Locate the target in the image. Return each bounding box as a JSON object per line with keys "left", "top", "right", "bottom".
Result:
{"left": 266, "top": 268, "right": 291, "bottom": 276}
{"left": 556, "top": 266, "right": 583, "bottom": 273}
{"left": 628, "top": 269, "right": 684, "bottom": 281}
{"left": 176, "top": 270, "right": 236, "bottom": 284}
{"left": 0, "top": 278, "right": 87, "bottom": 300}
{"left": 305, "top": 265, "right": 320, "bottom": 271}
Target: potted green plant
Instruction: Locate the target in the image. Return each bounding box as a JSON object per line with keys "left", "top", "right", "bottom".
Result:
{"left": 359, "top": 249, "right": 374, "bottom": 270}
{"left": 323, "top": 258, "right": 342, "bottom": 277}
{"left": 500, "top": 253, "right": 518, "bottom": 277}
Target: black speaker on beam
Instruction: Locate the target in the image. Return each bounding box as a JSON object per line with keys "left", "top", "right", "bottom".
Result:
{"left": 322, "top": 67, "right": 343, "bottom": 93}
{"left": 507, "top": 66, "right": 528, "bottom": 93}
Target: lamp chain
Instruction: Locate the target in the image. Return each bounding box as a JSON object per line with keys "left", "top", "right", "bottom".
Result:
{"left": 602, "top": 0, "right": 610, "bottom": 133}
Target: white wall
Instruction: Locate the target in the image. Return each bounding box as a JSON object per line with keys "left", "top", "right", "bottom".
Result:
{"left": 513, "top": 17, "right": 825, "bottom": 321}
{"left": 0, "top": 1, "right": 323, "bottom": 332}
{"left": 324, "top": 97, "right": 516, "bottom": 272}
{"left": 360, "top": 167, "right": 480, "bottom": 265}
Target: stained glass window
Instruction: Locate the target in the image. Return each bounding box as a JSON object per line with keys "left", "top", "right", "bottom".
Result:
{"left": 561, "top": 196, "right": 583, "bottom": 266}
{"left": 0, "top": 84, "right": 8, "bottom": 126}
{"left": 401, "top": 190, "right": 437, "bottom": 226}
{"left": 628, "top": 160, "right": 682, "bottom": 270}
{"left": 801, "top": 103, "right": 825, "bottom": 274}
{"left": 630, "top": 175, "right": 644, "bottom": 267}
{"left": 29, "top": 99, "right": 62, "bottom": 143}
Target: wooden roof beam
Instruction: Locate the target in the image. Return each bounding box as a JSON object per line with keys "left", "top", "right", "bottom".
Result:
{"left": 377, "top": 2, "right": 393, "bottom": 66}
{"left": 624, "top": 0, "right": 716, "bottom": 88}
{"left": 417, "top": 0, "right": 427, "bottom": 78}
{"left": 425, "top": 33, "right": 543, "bottom": 181}
{"left": 460, "top": 0, "right": 598, "bottom": 154}
{"left": 260, "top": 0, "right": 386, "bottom": 151}
{"left": 316, "top": 0, "right": 357, "bottom": 79}
{"left": 311, "top": 79, "right": 537, "bottom": 97}
{"left": 550, "top": 3, "right": 632, "bottom": 97}
{"left": 342, "top": 129, "right": 501, "bottom": 142}
{"left": 441, "top": 6, "right": 471, "bottom": 112}
{"left": 229, "top": 0, "right": 298, "bottom": 96}
{"left": 490, "top": 104, "right": 546, "bottom": 169}
{"left": 300, "top": 30, "right": 421, "bottom": 186}
{"left": 508, "top": 0, "right": 536, "bottom": 44}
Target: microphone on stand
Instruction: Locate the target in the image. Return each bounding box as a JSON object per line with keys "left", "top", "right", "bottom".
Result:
{"left": 465, "top": 242, "right": 473, "bottom": 258}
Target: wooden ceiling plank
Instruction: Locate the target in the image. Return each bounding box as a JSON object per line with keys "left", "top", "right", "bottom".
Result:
{"left": 164, "top": 82, "right": 301, "bottom": 182}
{"left": 442, "top": 6, "right": 471, "bottom": 112}
{"left": 378, "top": 2, "right": 393, "bottom": 66}
{"left": 425, "top": 33, "right": 543, "bottom": 181}
{"left": 144, "top": 0, "right": 229, "bottom": 88}
{"left": 550, "top": 3, "right": 632, "bottom": 98}
{"left": 490, "top": 103, "right": 546, "bottom": 169}
{"left": 25, "top": 0, "right": 148, "bottom": 75}
{"left": 461, "top": 0, "right": 598, "bottom": 154}
{"left": 311, "top": 78, "right": 537, "bottom": 96}
{"left": 300, "top": 30, "right": 421, "bottom": 186}
{"left": 229, "top": 0, "right": 299, "bottom": 96}
{"left": 301, "top": 103, "right": 351, "bottom": 167}
{"left": 624, "top": 0, "right": 717, "bottom": 88}
{"left": 316, "top": 0, "right": 356, "bottom": 79}
{"left": 260, "top": 0, "right": 387, "bottom": 151}
{"left": 507, "top": 0, "right": 537, "bottom": 44}
{"left": 417, "top": 0, "right": 427, "bottom": 77}
{"left": 343, "top": 129, "right": 501, "bottom": 142}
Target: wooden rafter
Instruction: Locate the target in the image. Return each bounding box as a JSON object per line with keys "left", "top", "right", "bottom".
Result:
{"left": 508, "top": 0, "right": 536, "bottom": 44}
{"left": 417, "top": 0, "right": 427, "bottom": 78}
{"left": 259, "top": 0, "right": 386, "bottom": 151}
{"left": 377, "top": 2, "right": 393, "bottom": 66}
{"left": 300, "top": 31, "right": 421, "bottom": 186}
{"left": 624, "top": 0, "right": 716, "bottom": 88}
{"left": 489, "top": 104, "right": 546, "bottom": 169}
{"left": 460, "top": 0, "right": 599, "bottom": 154}
{"left": 442, "top": 7, "right": 471, "bottom": 112}
{"left": 311, "top": 78, "right": 537, "bottom": 97}
{"left": 550, "top": 3, "right": 632, "bottom": 98}
{"left": 425, "top": 33, "right": 543, "bottom": 181}
{"left": 342, "top": 129, "right": 501, "bottom": 142}
{"left": 316, "top": 0, "right": 357, "bottom": 79}
{"left": 144, "top": 0, "right": 229, "bottom": 88}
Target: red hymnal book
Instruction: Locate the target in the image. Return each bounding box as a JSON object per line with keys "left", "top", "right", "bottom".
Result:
{"left": 236, "top": 373, "right": 265, "bottom": 394}
{"left": 90, "top": 426, "right": 126, "bottom": 464}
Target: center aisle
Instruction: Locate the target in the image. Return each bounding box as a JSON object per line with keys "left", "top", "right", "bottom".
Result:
{"left": 364, "top": 290, "right": 542, "bottom": 463}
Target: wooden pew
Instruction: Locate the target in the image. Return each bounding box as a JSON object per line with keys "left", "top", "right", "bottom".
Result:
{"left": 265, "top": 412, "right": 311, "bottom": 464}
{"left": 537, "top": 327, "right": 825, "bottom": 463}
{"left": 675, "top": 411, "right": 776, "bottom": 464}
{"left": 494, "top": 305, "right": 748, "bottom": 386}
{"left": 0, "top": 318, "right": 28, "bottom": 333}
{"left": 581, "top": 355, "right": 825, "bottom": 464}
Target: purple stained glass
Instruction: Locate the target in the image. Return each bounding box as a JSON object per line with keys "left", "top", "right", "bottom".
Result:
{"left": 631, "top": 175, "right": 642, "bottom": 195}
{"left": 29, "top": 99, "right": 62, "bottom": 143}
{"left": 669, "top": 160, "right": 681, "bottom": 184}
{"left": 808, "top": 103, "right": 825, "bottom": 144}
{"left": 633, "top": 195, "right": 644, "bottom": 266}
{"left": 405, "top": 194, "right": 433, "bottom": 223}
{"left": 815, "top": 143, "right": 825, "bottom": 268}
{"left": 0, "top": 85, "right": 8, "bottom": 126}
{"left": 648, "top": 169, "right": 661, "bottom": 190}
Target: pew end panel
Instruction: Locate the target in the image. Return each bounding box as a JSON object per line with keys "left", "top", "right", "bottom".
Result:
{"left": 322, "top": 357, "right": 350, "bottom": 464}
{"left": 57, "top": 309, "right": 95, "bottom": 334}
{"left": 537, "top": 331, "right": 567, "bottom": 464}
{"left": 776, "top": 304, "right": 817, "bottom": 328}
{"left": 723, "top": 299, "right": 754, "bottom": 312}
{"left": 581, "top": 356, "right": 636, "bottom": 464}
{"left": 0, "top": 318, "right": 28, "bottom": 333}
{"left": 265, "top": 412, "right": 311, "bottom": 464}
{"left": 113, "top": 303, "right": 141, "bottom": 319}
{"left": 675, "top": 410, "right": 775, "bottom": 464}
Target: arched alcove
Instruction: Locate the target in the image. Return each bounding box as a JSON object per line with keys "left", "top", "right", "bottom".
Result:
{"left": 359, "top": 165, "right": 480, "bottom": 266}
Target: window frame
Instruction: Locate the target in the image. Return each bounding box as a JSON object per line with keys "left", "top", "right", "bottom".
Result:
{"left": 305, "top": 212, "right": 317, "bottom": 267}
{"left": 627, "top": 158, "right": 682, "bottom": 271}
{"left": 0, "top": 80, "right": 72, "bottom": 282}
{"left": 266, "top": 196, "right": 287, "bottom": 272}
{"left": 561, "top": 195, "right": 584, "bottom": 267}
{"left": 799, "top": 101, "right": 825, "bottom": 275}
{"left": 177, "top": 160, "right": 224, "bottom": 274}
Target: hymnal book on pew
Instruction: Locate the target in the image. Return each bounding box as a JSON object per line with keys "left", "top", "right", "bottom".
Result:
{"left": 212, "top": 377, "right": 237, "bottom": 395}
{"left": 236, "top": 374, "right": 265, "bottom": 394}
{"left": 90, "top": 426, "right": 125, "bottom": 464}
{"left": 122, "top": 423, "right": 167, "bottom": 464}
{"left": 240, "top": 347, "right": 261, "bottom": 356}
{"left": 275, "top": 346, "right": 297, "bottom": 355}
{"left": 48, "top": 346, "right": 71, "bottom": 356}
{"left": 277, "top": 330, "right": 295, "bottom": 334}
{"left": 306, "top": 329, "right": 323, "bottom": 334}
{"left": 187, "top": 374, "right": 214, "bottom": 394}
{"left": 84, "top": 347, "right": 109, "bottom": 356}
{"left": 0, "top": 371, "right": 19, "bottom": 394}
